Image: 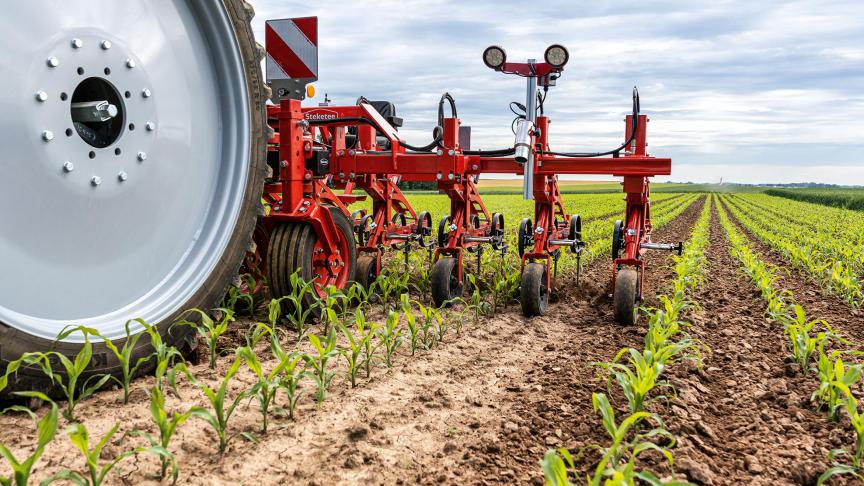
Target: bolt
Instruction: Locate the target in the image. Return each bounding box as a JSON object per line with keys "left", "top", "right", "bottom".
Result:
{"left": 370, "top": 222, "right": 378, "bottom": 229}
{"left": 91, "top": 176, "right": 102, "bottom": 186}
{"left": 71, "top": 38, "right": 83, "bottom": 49}
{"left": 126, "top": 58, "right": 136, "bottom": 69}
{"left": 279, "top": 160, "right": 287, "bottom": 168}
{"left": 145, "top": 122, "right": 156, "bottom": 131}
{"left": 100, "top": 40, "right": 112, "bottom": 50}
{"left": 448, "top": 173, "right": 455, "bottom": 180}
{"left": 118, "top": 171, "right": 128, "bottom": 181}
{"left": 535, "top": 227, "right": 544, "bottom": 234}
{"left": 349, "top": 149, "right": 356, "bottom": 156}
{"left": 47, "top": 57, "right": 59, "bottom": 68}
{"left": 142, "top": 88, "right": 151, "bottom": 98}
{"left": 471, "top": 164, "right": 478, "bottom": 170}
{"left": 337, "top": 150, "right": 345, "bottom": 156}
{"left": 436, "top": 149, "right": 443, "bottom": 156}
{"left": 299, "top": 206, "right": 307, "bottom": 213}
{"left": 436, "top": 173, "right": 442, "bottom": 180}
{"left": 448, "top": 149, "right": 455, "bottom": 156}
{"left": 35, "top": 91, "right": 48, "bottom": 102}
{"left": 137, "top": 152, "right": 147, "bottom": 161}
{"left": 63, "top": 161, "right": 74, "bottom": 172}
{"left": 449, "top": 224, "right": 457, "bottom": 231}
{"left": 304, "top": 173, "right": 311, "bottom": 180}
{"left": 302, "top": 200, "right": 311, "bottom": 206}
{"left": 349, "top": 172, "right": 355, "bottom": 179}
{"left": 42, "top": 130, "right": 54, "bottom": 141}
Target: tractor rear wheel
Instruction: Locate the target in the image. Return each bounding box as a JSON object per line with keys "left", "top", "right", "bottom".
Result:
{"left": 0, "top": 0, "right": 267, "bottom": 394}
{"left": 267, "top": 206, "right": 357, "bottom": 311}
{"left": 613, "top": 268, "right": 639, "bottom": 325}
{"left": 521, "top": 262, "right": 549, "bottom": 317}
{"left": 431, "top": 257, "right": 464, "bottom": 307}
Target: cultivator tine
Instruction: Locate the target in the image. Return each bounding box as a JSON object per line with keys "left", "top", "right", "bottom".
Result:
{"left": 576, "top": 249, "right": 582, "bottom": 286}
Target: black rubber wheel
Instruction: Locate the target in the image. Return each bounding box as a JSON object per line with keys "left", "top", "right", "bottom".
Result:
{"left": 613, "top": 267, "right": 639, "bottom": 325}
{"left": 267, "top": 206, "right": 357, "bottom": 312}
{"left": 431, "top": 257, "right": 464, "bottom": 307}
{"left": 355, "top": 255, "right": 378, "bottom": 290}
{"left": 0, "top": 0, "right": 268, "bottom": 397}
{"left": 521, "top": 262, "right": 549, "bottom": 317}
{"left": 612, "top": 219, "right": 624, "bottom": 260}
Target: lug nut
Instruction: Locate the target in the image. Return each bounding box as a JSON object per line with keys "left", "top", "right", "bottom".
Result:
{"left": 449, "top": 224, "right": 457, "bottom": 231}
{"left": 126, "top": 58, "right": 136, "bottom": 69}
{"left": 448, "top": 149, "right": 455, "bottom": 156}
{"left": 145, "top": 122, "right": 156, "bottom": 131}
{"left": 63, "top": 161, "right": 74, "bottom": 172}
{"left": 448, "top": 173, "right": 455, "bottom": 180}
{"left": 118, "top": 171, "right": 128, "bottom": 181}
{"left": 71, "top": 38, "right": 83, "bottom": 49}
{"left": 35, "top": 91, "right": 48, "bottom": 102}
{"left": 142, "top": 88, "right": 151, "bottom": 98}
{"left": 535, "top": 227, "right": 544, "bottom": 234}
{"left": 436, "top": 149, "right": 443, "bottom": 156}
{"left": 137, "top": 152, "right": 147, "bottom": 161}
{"left": 91, "top": 176, "right": 102, "bottom": 186}
{"left": 436, "top": 173, "right": 442, "bottom": 180}
{"left": 42, "top": 130, "right": 54, "bottom": 141}
{"left": 46, "top": 57, "right": 59, "bottom": 68}
{"left": 100, "top": 40, "right": 112, "bottom": 50}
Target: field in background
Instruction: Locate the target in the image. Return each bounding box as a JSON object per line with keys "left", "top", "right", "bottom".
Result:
{"left": 472, "top": 179, "right": 766, "bottom": 194}
{"left": 766, "top": 187, "right": 864, "bottom": 210}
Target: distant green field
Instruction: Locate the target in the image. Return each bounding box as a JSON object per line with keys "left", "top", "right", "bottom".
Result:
{"left": 766, "top": 188, "right": 864, "bottom": 211}
{"left": 469, "top": 180, "right": 765, "bottom": 195}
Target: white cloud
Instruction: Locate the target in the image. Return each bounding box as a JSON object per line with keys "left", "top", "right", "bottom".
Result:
{"left": 251, "top": 0, "right": 864, "bottom": 184}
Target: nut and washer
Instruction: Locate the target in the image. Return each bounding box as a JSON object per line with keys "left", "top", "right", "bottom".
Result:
{"left": 42, "top": 130, "right": 54, "bottom": 141}
{"left": 137, "top": 152, "right": 147, "bottom": 161}
{"left": 35, "top": 91, "right": 48, "bottom": 102}
{"left": 126, "top": 59, "right": 136, "bottom": 69}
{"left": 71, "top": 38, "right": 83, "bottom": 49}
{"left": 91, "top": 176, "right": 102, "bottom": 186}
{"left": 47, "top": 57, "right": 59, "bottom": 68}
{"left": 63, "top": 161, "right": 74, "bottom": 172}
{"left": 100, "top": 40, "right": 112, "bottom": 50}
{"left": 118, "top": 171, "right": 129, "bottom": 181}
{"left": 145, "top": 122, "right": 156, "bottom": 131}
{"left": 142, "top": 89, "right": 152, "bottom": 98}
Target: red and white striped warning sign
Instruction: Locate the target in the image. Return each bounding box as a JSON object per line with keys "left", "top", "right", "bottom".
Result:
{"left": 265, "top": 17, "right": 318, "bottom": 81}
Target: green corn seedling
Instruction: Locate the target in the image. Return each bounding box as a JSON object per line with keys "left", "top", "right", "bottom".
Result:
{"left": 539, "top": 448, "right": 575, "bottom": 486}
{"left": 134, "top": 385, "right": 195, "bottom": 482}
{"left": 278, "top": 353, "right": 306, "bottom": 420}
{"left": 51, "top": 326, "right": 115, "bottom": 421}
{"left": 96, "top": 319, "right": 152, "bottom": 404}
{"left": 221, "top": 274, "right": 256, "bottom": 315}
{"left": 284, "top": 271, "right": 320, "bottom": 335}
{"left": 415, "top": 300, "right": 442, "bottom": 350}
{"left": 169, "top": 348, "right": 253, "bottom": 453}
{"left": 338, "top": 322, "right": 366, "bottom": 388}
{"left": 354, "top": 310, "right": 381, "bottom": 378}
{"left": 302, "top": 329, "right": 339, "bottom": 406}
{"left": 140, "top": 321, "right": 184, "bottom": 392}
{"left": 47, "top": 421, "right": 171, "bottom": 486}
{"left": 378, "top": 311, "right": 403, "bottom": 368}
{"left": 319, "top": 285, "right": 346, "bottom": 334}
{"left": 818, "top": 394, "right": 864, "bottom": 484}
{"left": 596, "top": 349, "right": 667, "bottom": 414}
{"left": 785, "top": 305, "right": 831, "bottom": 373}
{"left": 241, "top": 331, "right": 298, "bottom": 432}
{"left": 400, "top": 294, "right": 420, "bottom": 354}
{"left": 174, "top": 308, "right": 235, "bottom": 369}
{"left": 0, "top": 392, "right": 58, "bottom": 486}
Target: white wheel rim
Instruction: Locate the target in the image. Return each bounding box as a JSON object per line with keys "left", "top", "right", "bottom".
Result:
{"left": 0, "top": 1, "right": 251, "bottom": 341}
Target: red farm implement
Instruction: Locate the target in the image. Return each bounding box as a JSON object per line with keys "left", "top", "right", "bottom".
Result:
{"left": 258, "top": 19, "right": 676, "bottom": 323}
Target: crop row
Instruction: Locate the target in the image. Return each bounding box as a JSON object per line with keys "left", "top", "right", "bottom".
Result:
{"left": 722, "top": 194, "right": 863, "bottom": 307}
{"left": 717, "top": 199, "right": 864, "bottom": 484}
{"left": 540, "top": 195, "right": 711, "bottom": 485}
{"left": 765, "top": 188, "right": 864, "bottom": 212}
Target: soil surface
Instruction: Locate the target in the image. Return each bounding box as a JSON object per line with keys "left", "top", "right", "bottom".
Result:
{"left": 14, "top": 194, "right": 860, "bottom": 486}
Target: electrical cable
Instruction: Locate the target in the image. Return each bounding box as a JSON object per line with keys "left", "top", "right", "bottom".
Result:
{"left": 541, "top": 87, "right": 641, "bottom": 158}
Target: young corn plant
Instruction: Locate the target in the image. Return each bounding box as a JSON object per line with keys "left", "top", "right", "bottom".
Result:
{"left": 241, "top": 331, "right": 299, "bottom": 432}
{"left": 48, "top": 421, "right": 171, "bottom": 486}
{"left": 818, "top": 394, "right": 864, "bottom": 485}
{"left": 785, "top": 305, "right": 832, "bottom": 373}
{"left": 135, "top": 385, "right": 195, "bottom": 482}
{"left": 377, "top": 311, "right": 403, "bottom": 368}
{"left": 169, "top": 348, "right": 254, "bottom": 453}
{"left": 378, "top": 270, "right": 410, "bottom": 309}
{"left": 339, "top": 320, "right": 368, "bottom": 388}
{"left": 0, "top": 392, "right": 58, "bottom": 486}
{"left": 596, "top": 348, "right": 668, "bottom": 414}
{"left": 302, "top": 329, "right": 339, "bottom": 406}
{"left": 401, "top": 294, "right": 420, "bottom": 355}
{"left": 465, "top": 274, "right": 492, "bottom": 328}
{"left": 174, "top": 308, "right": 235, "bottom": 369}
{"left": 97, "top": 319, "right": 152, "bottom": 404}
{"left": 278, "top": 352, "right": 306, "bottom": 420}
{"left": 283, "top": 271, "right": 320, "bottom": 335}
{"left": 51, "top": 326, "right": 114, "bottom": 421}
{"left": 140, "top": 320, "right": 184, "bottom": 392}
{"left": 415, "top": 300, "right": 442, "bottom": 350}
{"left": 221, "top": 273, "right": 256, "bottom": 316}
{"left": 354, "top": 310, "right": 381, "bottom": 378}
{"left": 812, "top": 346, "right": 862, "bottom": 422}
{"left": 319, "top": 285, "right": 346, "bottom": 334}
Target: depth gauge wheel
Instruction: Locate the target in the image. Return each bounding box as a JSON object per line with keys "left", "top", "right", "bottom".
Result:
{"left": 267, "top": 206, "right": 357, "bottom": 311}
{"left": 521, "top": 262, "right": 549, "bottom": 317}
{"left": 0, "top": 0, "right": 267, "bottom": 395}
{"left": 355, "top": 255, "right": 379, "bottom": 290}
{"left": 431, "top": 257, "right": 464, "bottom": 307}
{"left": 613, "top": 268, "right": 639, "bottom": 325}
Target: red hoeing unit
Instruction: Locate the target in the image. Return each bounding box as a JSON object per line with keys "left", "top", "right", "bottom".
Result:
{"left": 254, "top": 20, "right": 675, "bottom": 323}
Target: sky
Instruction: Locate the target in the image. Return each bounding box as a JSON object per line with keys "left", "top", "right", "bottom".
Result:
{"left": 250, "top": 0, "right": 864, "bottom": 185}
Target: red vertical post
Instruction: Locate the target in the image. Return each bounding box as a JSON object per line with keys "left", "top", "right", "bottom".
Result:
{"left": 279, "top": 99, "right": 306, "bottom": 210}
